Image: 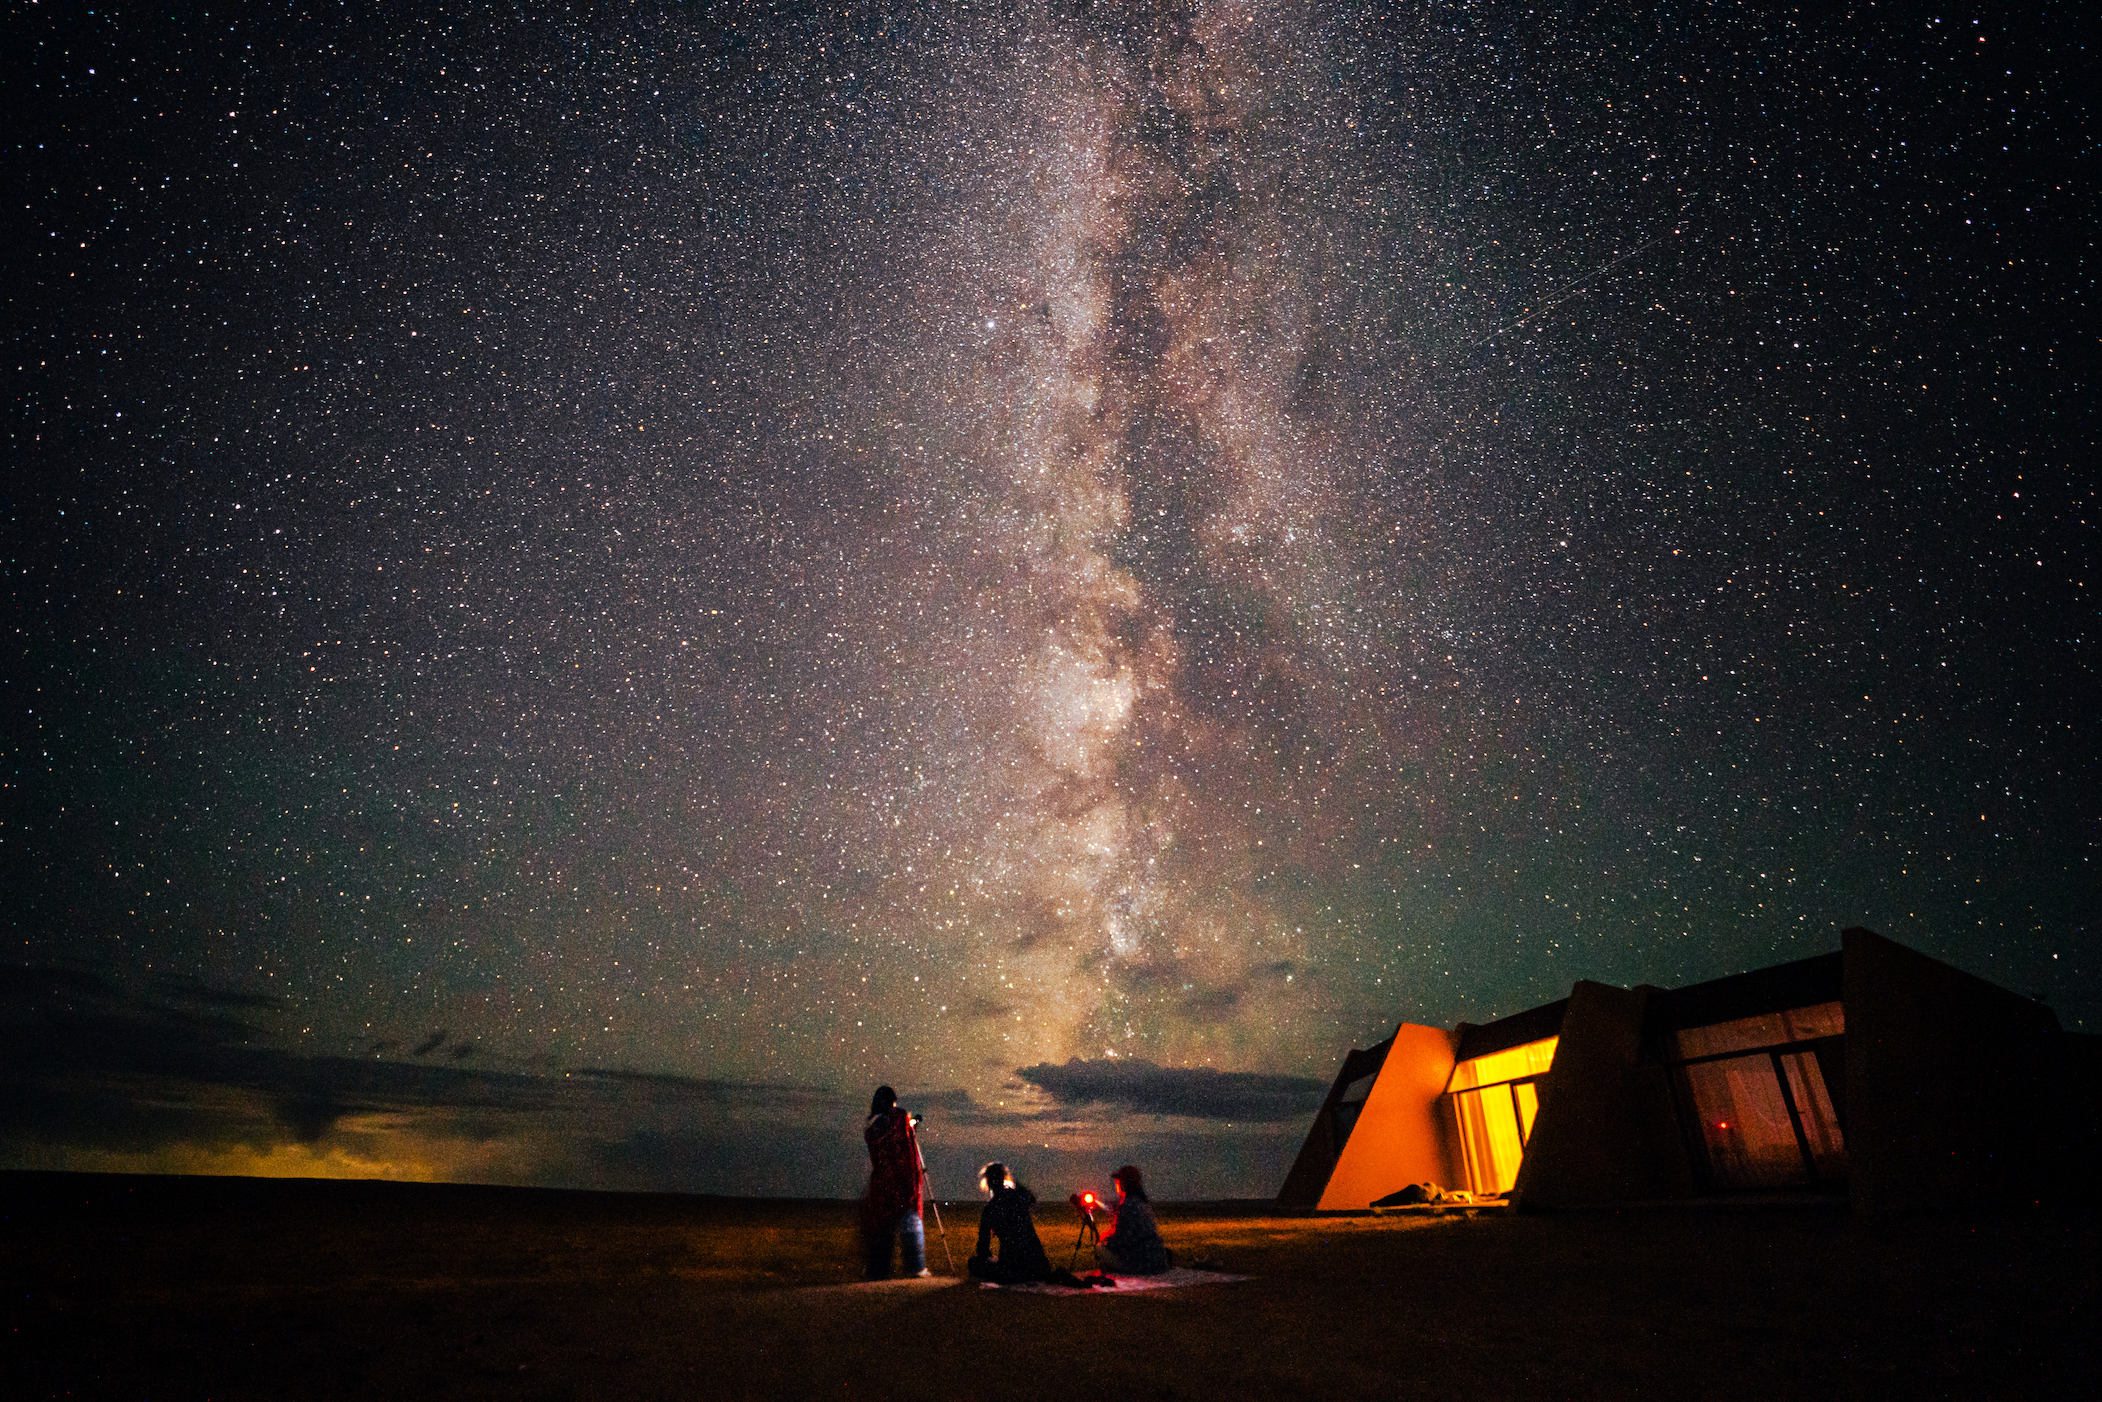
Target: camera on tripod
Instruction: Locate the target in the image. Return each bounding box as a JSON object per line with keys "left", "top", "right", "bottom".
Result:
{"left": 1066, "top": 1189, "right": 1103, "bottom": 1261}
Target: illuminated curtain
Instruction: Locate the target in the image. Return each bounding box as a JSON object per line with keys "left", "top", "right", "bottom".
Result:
{"left": 1452, "top": 1085, "right": 1526, "bottom": 1195}
{"left": 1678, "top": 1050, "right": 1846, "bottom": 1189}
{"left": 1445, "top": 1038, "right": 1558, "bottom": 1195}
{"left": 1780, "top": 1051, "right": 1847, "bottom": 1179}
{"left": 1680, "top": 1055, "right": 1803, "bottom": 1188}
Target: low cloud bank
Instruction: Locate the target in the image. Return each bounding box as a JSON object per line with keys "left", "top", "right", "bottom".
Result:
{"left": 1, "top": 966, "right": 1313, "bottom": 1198}
{"left": 0, "top": 963, "right": 867, "bottom": 1195}
{"left": 1014, "top": 1058, "right": 1328, "bottom": 1122}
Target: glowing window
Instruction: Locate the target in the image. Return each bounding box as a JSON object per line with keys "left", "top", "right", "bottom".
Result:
{"left": 1446, "top": 1036, "right": 1559, "bottom": 1093}
{"left": 1668, "top": 1003, "right": 1848, "bottom": 1190}
{"left": 1452, "top": 1085, "right": 1527, "bottom": 1194}
{"left": 1672, "top": 1001, "right": 1843, "bottom": 1060}
{"left": 1445, "top": 1037, "right": 1559, "bottom": 1195}
{"left": 1514, "top": 1080, "right": 1541, "bottom": 1140}
{"left": 1781, "top": 1051, "right": 1847, "bottom": 1180}
{"left": 1681, "top": 1055, "right": 1812, "bottom": 1188}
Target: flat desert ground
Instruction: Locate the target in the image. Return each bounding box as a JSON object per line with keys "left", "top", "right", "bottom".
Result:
{"left": 5, "top": 1172, "right": 2091, "bottom": 1399}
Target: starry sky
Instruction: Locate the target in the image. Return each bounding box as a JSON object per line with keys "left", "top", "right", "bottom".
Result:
{"left": 5, "top": 1, "right": 2092, "bottom": 1200}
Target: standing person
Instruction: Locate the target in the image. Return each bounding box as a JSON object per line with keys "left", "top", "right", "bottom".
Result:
{"left": 965, "top": 1162, "right": 1052, "bottom": 1285}
{"left": 1094, "top": 1163, "right": 1174, "bottom": 1276}
{"left": 861, "top": 1085, "right": 929, "bottom": 1279}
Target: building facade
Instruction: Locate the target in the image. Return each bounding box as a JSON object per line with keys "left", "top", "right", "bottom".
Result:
{"left": 1278, "top": 928, "right": 2087, "bottom": 1214}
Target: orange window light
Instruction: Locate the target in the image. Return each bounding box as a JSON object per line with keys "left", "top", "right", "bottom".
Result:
{"left": 1446, "top": 1036, "right": 1559, "bottom": 1093}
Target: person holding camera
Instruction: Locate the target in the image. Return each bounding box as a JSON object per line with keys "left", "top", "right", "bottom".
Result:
{"left": 965, "top": 1162, "right": 1053, "bottom": 1284}
{"left": 861, "top": 1085, "right": 929, "bottom": 1279}
{"left": 1094, "top": 1163, "right": 1174, "bottom": 1276}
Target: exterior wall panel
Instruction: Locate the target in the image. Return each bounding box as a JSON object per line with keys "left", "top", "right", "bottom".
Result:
{"left": 1281, "top": 930, "right": 2085, "bottom": 1215}
{"left": 1512, "top": 982, "right": 1696, "bottom": 1210}
{"left": 1315, "top": 1023, "right": 1460, "bottom": 1210}
{"left": 1843, "top": 927, "right": 2064, "bottom": 1213}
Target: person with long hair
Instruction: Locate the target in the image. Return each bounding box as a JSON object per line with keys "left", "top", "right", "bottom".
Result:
{"left": 1094, "top": 1163, "right": 1174, "bottom": 1276}
{"left": 861, "top": 1085, "right": 929, "bottom": 1279}
{"left": 965, "top": 1162, "right": 1053, "bottom": 1284}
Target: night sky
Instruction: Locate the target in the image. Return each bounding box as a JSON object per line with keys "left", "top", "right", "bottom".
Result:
{"left": 5, "top": 1, "right": 2092, "bottom": 1200}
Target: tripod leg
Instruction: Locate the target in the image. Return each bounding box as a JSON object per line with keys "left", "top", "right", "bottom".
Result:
{"left": 911, "top": 1134, "right": 955, "bottom": 1274}
{"left": 926, "top": 1195, "right": 955, "bottom": 1274}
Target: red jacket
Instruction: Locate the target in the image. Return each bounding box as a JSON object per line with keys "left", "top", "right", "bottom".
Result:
{"left": 863, "top": 1108, "right": 924, "bottom": 1219}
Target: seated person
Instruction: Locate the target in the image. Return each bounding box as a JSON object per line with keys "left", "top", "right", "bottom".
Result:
{"left": 1094, "top": 1163, "right": 1175, "bottom": 1276}
{"left": 966, "top": 1162, "right": 1053, "bottom": 1284}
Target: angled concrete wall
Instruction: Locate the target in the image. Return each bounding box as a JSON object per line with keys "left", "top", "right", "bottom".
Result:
{"left": 1316, "top": 1023, "right": 1460, "bottom": 1210}
{"left": 1844, "top": 927, "right": 2065, "bottom": 1213}
{"left": 1512, "top": 981, "right": 1695, "bottom": 1210}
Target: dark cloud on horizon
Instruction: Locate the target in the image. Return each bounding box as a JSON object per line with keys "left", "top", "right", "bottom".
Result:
{"left": 0, "top": 961, "right": 865, "bottom": 1190}
{"left": 1014, "top": 1058, "right": 1328, "bottom": 1123}
{"left": 3, "top": 962, "right": 1289, "bottom": 1197}
{"left": 0, "top": 962, "right": 272, "bottom": 1054}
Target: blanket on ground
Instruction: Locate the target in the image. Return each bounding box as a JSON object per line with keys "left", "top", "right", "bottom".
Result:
{"left": 976, "top": 1266, "right": 1250, "bottom": 1295}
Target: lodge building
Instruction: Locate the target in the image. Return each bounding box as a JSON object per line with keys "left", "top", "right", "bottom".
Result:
{"left": 1277, "top": 927, "right": 2092, "bottom": 1214}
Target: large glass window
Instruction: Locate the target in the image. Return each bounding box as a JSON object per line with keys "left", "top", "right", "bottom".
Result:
{"left": 1668, "top": 1003, "right": 1847, "bottom": 1190}
{"left": 1447, "top": 1037, "right": 1559, "bottom": 1092}
{"left": 1445, "top": 1037, "right": 1558, "bottom": 1195}
{"left": 1781, "top": 1050, "right": 1847, "bottom": 1180}
{"left": 1671, "top": 1001, "right": 1843, "bottom": 1060}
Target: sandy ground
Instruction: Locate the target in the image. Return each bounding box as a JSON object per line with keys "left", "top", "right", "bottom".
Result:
{"left": 4, "top": 1171, "right": 2092, "bottom": 1399}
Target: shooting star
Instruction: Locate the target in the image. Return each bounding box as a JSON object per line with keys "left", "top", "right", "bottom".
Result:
{"left": 1471, "top": 220, "right": 1688, "bottom": 350}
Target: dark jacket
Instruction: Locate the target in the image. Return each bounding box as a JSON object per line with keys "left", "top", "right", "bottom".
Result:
{"left": 1100, "top": 1196, "right": 1173, "bottom": 1274}
{"left": 972, "top": 1185, "right": 1051, "bottom": 1278}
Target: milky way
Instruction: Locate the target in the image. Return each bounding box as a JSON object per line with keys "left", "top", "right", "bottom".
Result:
{"left": 6, "top": 2, "right": 2091, "bottom": 1195}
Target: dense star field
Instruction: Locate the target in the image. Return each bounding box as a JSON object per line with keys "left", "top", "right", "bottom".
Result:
{"left": 5, "top": 2, "right": 2092, "bottom": 1196}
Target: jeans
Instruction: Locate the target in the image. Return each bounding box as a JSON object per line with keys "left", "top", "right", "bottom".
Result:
{"left": 865, "top": 1209, "right": 925, "bottom": 1279}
